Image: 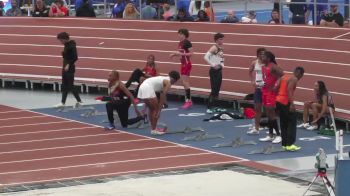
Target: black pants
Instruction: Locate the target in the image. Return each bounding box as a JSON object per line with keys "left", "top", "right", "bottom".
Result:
{"left": 277, "top": 102, "right": 297, "bottom": 147}
{"left": 292, "top": 15, "right": 305, "bottom": 24}
{"left": 61, "top": 72, "right": 81, "bottom": 104}
{"left": 125, "top": 69, "right": 145, "bottom": 88}
{"left": 106, "top": 99, "right": 143, "bottom": 128}
{"left": 208, "top": 67, "right": 222, "bottom": 109}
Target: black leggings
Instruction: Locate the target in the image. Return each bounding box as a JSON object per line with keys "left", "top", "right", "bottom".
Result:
{"left": 208, "top": 68, "right": 222, "bottom": 109}
{"left": 61, "top": 72, "right": 81, "bottom": 104}
{"left": 106, "top": 99, "right": 143, "bottom": 128}
{"left": 125, "top": 69, "right": 145, "bottom": 88}
{"left": 277, "top": 102, "right": 297, "bottom": 146}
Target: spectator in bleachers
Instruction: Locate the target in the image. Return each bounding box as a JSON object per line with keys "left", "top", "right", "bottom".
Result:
{"left": 32, "top": 0, "right": 49, "bottom": 17}
{"left": 195, "top": 9, "right": 209, "bottom": 22}
{"left": 5, "top": 0, "right": 22, "bottom": 16}
{"left": 268, "top": 9, "right": 284, "bottom": 24}
{"left": 220, "top": 10, "right": 239, "bottom": 23}
{"left": 76, "top": 0, "right": 96, "bottom": 17}
{"left": 241, "top": 10, "right": 257, "bottom": 23}
{"left": 305, "top": 0, "right": 328, "bottom": 25}
{"left": 188, "top": 0, "right": 203, "bottom": 19}
{"left": 141, "top": 0, "right": 156, "bottom": 19}
{"left": 168, "top": 8, "right": 194, "bottom": 21}
{"left": 204, "top": 1, "right": 214, "bottom": 22}
{"left": 75, "top": 0, "right": 92, "bottom": 11}
{"left": 297, "top": 81, "right": 335, "bottom": 130}
{"left": 112, "top": 0, "right": 125, "bottom": 18}
{"left": 289, "top": 0, "right": 307, "bottom": 24}
{"left": 0, "top": 1, "right": 5, "bottom": 16}
{"left": 49, "top": 0, "right": 68, "bottom": 17}
{"left": 162, "top": 3, "right": 172, "bottom": 20}
{"left": 320, "top": 4, "right": 344, "bottom": 27}
{"left": 123, "top": 3, "right": 140, "bottom": 19}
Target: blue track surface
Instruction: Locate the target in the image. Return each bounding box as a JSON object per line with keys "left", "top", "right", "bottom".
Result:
{"left": 34, "top": 101, "right": 350, "bottom": 162}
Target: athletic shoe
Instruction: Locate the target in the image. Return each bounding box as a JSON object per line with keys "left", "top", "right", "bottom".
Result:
{"left": 297, "top": 123, "right": 309, "bottom": 129}
{"left": 307, "top": 125, "right": 318, "bottom": 131}
{"left": 163, "top": 103, "right": 169, "bottom": 108}
{"left": 73, "top": 102, "right": 83, "bottom": 109}
{"left": 206, "top": 109, "right": 214, "bottom": 114}
{"left": 181, "top": 101, "right": 193, "bottom": 109}
{"left": 215, "top": 108, "right": 227, "bottom": 112}
{"left": 54, "top": 103, "right": 65, "bottom": 108}
{"left": 286, "top": 145, "right": 301, "bottom": 151}
{"left": 272, "top": 136, "right": 282, "bottom": 144}
{"left": 259, "top": 135, "right": 274, "bottom": 142}
{"left": 247, "top": 129, "right": 259, "bottom": 135}
{"left": 105, "top": 123, "right": 115, "bottom": 130}
{"left": 151, "top": 128, "right": 166, "bottom": 135}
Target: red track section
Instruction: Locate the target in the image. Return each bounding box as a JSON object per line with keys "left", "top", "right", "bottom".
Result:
{"left": 0, "top": 104, "right": 287, "bottom": 187}
{"left": 1, "top": 17, "right": 350, "bottom": 116}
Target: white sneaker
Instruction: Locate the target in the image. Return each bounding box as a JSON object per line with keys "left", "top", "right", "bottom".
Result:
{"left": 272, "top": 136, "right": 282, "bottom": 144}
{"left": 54, "top": 103, "right": 65, "bottom": 108}
{"left": 307, "top": 125, "right": 318, "bottom": 131}
{"left": 297, "top": 123, "right": 309, "bottom": 129}
{"left": 247, "top": 129, "right": 259, "bottom": 135}
{"left": 259, "top": 135, "right": 274, "bottom": 142}
{"left": 74, "top": 102, "right": 83, "bottom": 109}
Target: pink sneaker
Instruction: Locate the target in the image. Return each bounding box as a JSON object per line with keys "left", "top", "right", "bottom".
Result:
{"left": 151, "top": 127, "right": 166, "bottom": 135}
{"left": 181, "top": 101, "right": 193, "bottom": 109}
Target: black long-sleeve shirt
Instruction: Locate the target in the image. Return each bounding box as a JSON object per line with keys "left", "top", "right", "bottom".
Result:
{"left": 62, "top": 40, "right": 78, "bottom": 74}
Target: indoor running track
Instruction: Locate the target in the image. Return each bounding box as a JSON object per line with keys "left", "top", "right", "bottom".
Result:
{"left": 0, "top": 104, "right": 285, "bottom": 188}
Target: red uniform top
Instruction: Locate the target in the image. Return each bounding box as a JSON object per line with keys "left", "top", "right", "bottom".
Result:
{"left": 143, "top": 65, "right": 157, "bottom": 77}
{"left": 262, "top": 63, "right": 278, "bottom": 92}
{"left": 276, "top": 74, "right": 293, "bottom": 105}
{"left": 178, "top": 39, "right": 192, "bottom": 65}
{"left": 51, "top": 6, "right": 69, "bottom": 16}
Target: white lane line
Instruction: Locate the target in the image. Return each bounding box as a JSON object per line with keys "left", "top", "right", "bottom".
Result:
{"left": 0, "top": 138, "right": 152, "bottom": 155}
{"left": 0, "top": 132, "right": 122, "bottom": 145}
{"left": 0, "top": 120, "right": 70, "bottom": 129}
{"left": 1, "top": 45, "right": 350, "bottom": 67}
{"left": 0, "top": 160, "right": 245, "bottom": 186}
{"left": 333, "top": 31, "right": 350, "bottom": 39}
{"left": 0, "top": 24, "right": 345, "bottom": 41}
{"left": 0, "top": 153, "right": 212, "bottom": 175}
{"left": 0, "top": 115, "right": 47, "bottom": 121}
{"left": 1, "top": 37, "right": 350, "bottom": 54}
{"left": 0, "top": 145, "right": 179, "bottom": 165}
{"left": 0, "top": 110, "right": 25, "bottom": 114}
{"left": 0, "top": 126, "right": 95, "bottom": 137}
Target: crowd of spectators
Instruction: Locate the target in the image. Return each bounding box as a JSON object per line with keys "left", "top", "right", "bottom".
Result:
{"left": 0, "top": 0, "right": 348, "bottom": 28}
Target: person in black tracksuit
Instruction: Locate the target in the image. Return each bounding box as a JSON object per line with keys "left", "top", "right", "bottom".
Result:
{"left": 56, "top": 32, "right": 82, "bottom": 107}
{"left": 203, "top": 33, "right": 225, "bottom": 113}
{"left": 105, "top": 70, "right": 144, "bottom": 130}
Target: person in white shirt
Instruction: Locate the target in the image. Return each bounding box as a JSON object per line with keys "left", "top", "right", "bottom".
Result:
{"left": 241, "top": 10, "right": 257, "bottom": 23}
{"left": 203, "top": 33, "right": 224, "bottom": 114}
{"left": 138, "top": 71, "right": 180, "bottom": 135}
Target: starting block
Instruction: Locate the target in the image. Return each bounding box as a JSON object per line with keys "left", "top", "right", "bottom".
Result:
{"left": 57, "top": 106, "right": 95, "bottom": 112}
{"left": 166, "top": 126, "right": 205, "bottom": 134}
{"left": 248, "top": 144, "right": 286, "bottom": 155}
{"left": 212, "top": 137, "right": 257, "bottom": 148}
{"left": 183, "top": 131, "right": 224, "bottom": 141}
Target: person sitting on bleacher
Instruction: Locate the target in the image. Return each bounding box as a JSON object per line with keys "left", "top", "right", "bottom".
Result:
{"left": 5, "top": 0, "right": 23, "bottom": 16}
{"left": 32, "top": 0, "right": 49, "bottom": 17}
{"left": 76, "top": 0, "right": 96, "bottom": 17}
{"left": 320, "top": 4, "right": 344, "bottom": 27}
{"left": 141, "top": 0, "right": 157, "bottom": 20}
{"left": 162, "top": 3, "right": 172, "bottom": 20}
{"left": 123, "top": 3, "right": 140, "bottom": 19}
{"left": 220, "top": 10, "right": 239, "bottom": 23}
{"left": 49, "top": 0, "right": 68, "bottom": 17}
{"left": 268, "top": 9, "right": 284, "bottom": 24}
{"left": 241, "top": 10, "right": 257, "bottom": 23}
{"left": 112, "top": 0, "right": 125, "bottom": 18}
{"left": 168, "top": 8, "right": 194, "bottom": 21}
{"left": 0, "top": 1, "right": 5, "bottom": 16}
{"left": 194, "top": 10, "right": 209, "bottom": 22}
{"left": 298, "top": 81, "right": 335, "bottom": 130}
